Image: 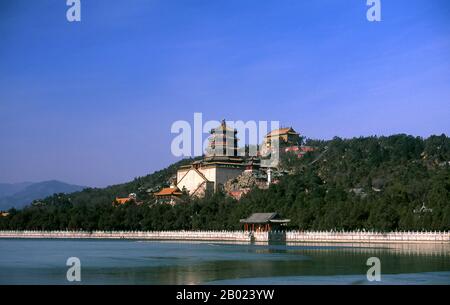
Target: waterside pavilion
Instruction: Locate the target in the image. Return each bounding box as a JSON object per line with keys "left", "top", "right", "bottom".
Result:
{"left": 240, "top": 212, "right": 290, "bottom": 232}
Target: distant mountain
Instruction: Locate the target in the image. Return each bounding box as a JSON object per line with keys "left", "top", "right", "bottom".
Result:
{"left": 0, "top": 180, "right": 87, "bottom": 210}
{"left": 0, "top": 182, "right": 33, "bottom": 197}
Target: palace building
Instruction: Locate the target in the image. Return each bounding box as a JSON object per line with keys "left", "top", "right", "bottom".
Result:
{"left": 262, "top": 127, "right": 302, "bottom": 153}
{"left": 161, "top": 122, "right": 308, "bottom": 201}
{"left": 206, "top": 119, "right": 239, "bottom": 157}
{"left": 113, "top": 193, "right": 137, "bottom": 205}
{"left": 154, "top": 184, "right": 184, "bottom": 205}
{"left": 176, "top": 120, "right": 247, "bottom": 197}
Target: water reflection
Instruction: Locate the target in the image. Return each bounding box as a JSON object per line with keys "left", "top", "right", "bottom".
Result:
{"left": 284, "top": 242, "right": 450, "bottom": 256}
{"left": 0, "top": 239, "right": 449, "bottom": 284}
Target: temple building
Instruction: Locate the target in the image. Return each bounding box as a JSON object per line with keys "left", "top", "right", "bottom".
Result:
{"left": 260, "top": 127, "right": 314, "bottom": 164}
{"left": 113, "top": 193, "right": 137, "bottom": 205}
{"left": 262, "top": 127, "right": 302, "bottom": 154}
{"left": 154, "top": 184, "right": 184, "bottom": 205}
{"left": 173, "top": 122, "right": 308, "bottom": 200}
{"left": 206, "top": 119, "right": 239, "bottom": 157}
{"left": 176, "top": 120, "right": 247, "bottom": 197}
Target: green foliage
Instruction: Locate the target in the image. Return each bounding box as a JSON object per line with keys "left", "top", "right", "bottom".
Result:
{"left": 0, "top": 135, "right": 449, "bottom": 231}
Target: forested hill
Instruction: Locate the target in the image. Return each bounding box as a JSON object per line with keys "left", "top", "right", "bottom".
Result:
{"left": 0, "top": 134, "right": 449, "bottom": 231}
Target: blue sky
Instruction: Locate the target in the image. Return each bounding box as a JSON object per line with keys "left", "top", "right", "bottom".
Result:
{"left": 0, "top": 0, "right": 449, "bottom": 187}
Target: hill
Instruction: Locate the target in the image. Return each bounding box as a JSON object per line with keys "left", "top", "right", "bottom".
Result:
{"left": 0, "top": 182, "right": 33, "bottom": 197}
{"left": 0, "top": 181, "right": 87, "bottom": 210}
{"left": 0, "top": 135, "right": 448, "bottom": 231}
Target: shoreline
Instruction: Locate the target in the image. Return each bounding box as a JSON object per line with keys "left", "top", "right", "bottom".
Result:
{"left": 0, "top": 230, "right": 449, "bottom": 244}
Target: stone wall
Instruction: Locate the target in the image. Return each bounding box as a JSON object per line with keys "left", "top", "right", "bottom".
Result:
{"left": 214, "top": 167, "right": 244, "bottom": 190}
{"left": 0, "top": 230, "right": 252, "bottom": 242}
{"left": 0, "top": 230, "right": 448, "bottom": 243}
{"left": 283, "top": 231, "right": 450, "bottom": 243}
{"left": 176, "top": 166, "right": 244, "bottom": 196}
{"left": 176, "top": 168, "right": 209, "bottom": 196}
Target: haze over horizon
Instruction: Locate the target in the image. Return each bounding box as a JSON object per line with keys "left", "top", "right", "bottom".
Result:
{"left": 1, "top": 0, "right": 449, "bottom": 187}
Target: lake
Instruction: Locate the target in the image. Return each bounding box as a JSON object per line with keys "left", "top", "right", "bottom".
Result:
{"left": 0, "top": 239, "right": 449, "bottom": 284}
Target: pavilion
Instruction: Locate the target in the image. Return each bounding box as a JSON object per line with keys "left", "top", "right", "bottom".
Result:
{"left": 240, "top": 212, "right": 290, "bottom": 232}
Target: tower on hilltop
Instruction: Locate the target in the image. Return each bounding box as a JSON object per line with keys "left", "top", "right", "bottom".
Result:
{"left": 206, "top": 119, "right": 239, "bottom": 157}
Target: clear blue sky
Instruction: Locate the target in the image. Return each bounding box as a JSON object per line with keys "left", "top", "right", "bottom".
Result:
{"left": 0, "top": 0, "right": 449, "bottom": 187}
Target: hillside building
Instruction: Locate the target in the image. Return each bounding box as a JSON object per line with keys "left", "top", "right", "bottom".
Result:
{"left": 173, "top": 123, "right": 309, "bottom": 200}
{"left": 113, "top": 193, "right": 137, "bottom": 205}
{"left": 262, "top": 127, "right": 302, "bottom": 154}
{"left": 176, "top": 120, "right": 247, "bottom": 197}
{"left": 154, "top": 185, "right": 184, "bottom": 205}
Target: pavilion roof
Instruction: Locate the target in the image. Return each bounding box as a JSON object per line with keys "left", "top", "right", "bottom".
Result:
{"left": 265, "top": 127, "right": 298, "bottom": 137}
{"left": 154, "top": 187, "right": 182, "bottom": 196}
{"left": 240, "top": 212, "right": 290, "bottom": 224}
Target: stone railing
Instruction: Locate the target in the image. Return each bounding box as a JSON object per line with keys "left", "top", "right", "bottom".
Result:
{"left": 0, "top": 230, "right": 449, "bottom": 243}
{"left": 0, "top": 230, "right": 252, "bottom": 242}
{"left": 252, "top": 231, "right": 269, "bottom": 242}
{"left": 281, "top": 230, "right": 450, "bottom": 243}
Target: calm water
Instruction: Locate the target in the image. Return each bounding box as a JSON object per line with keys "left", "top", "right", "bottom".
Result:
{"left": 0, "top": 239, "right": 449, "bottom": 284}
